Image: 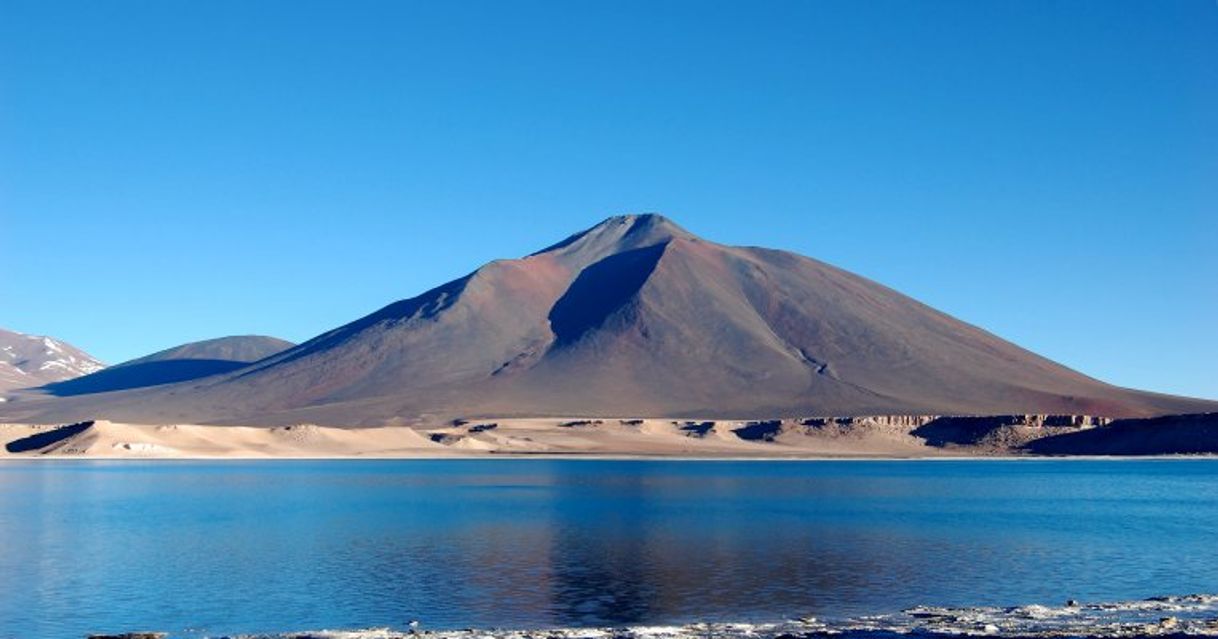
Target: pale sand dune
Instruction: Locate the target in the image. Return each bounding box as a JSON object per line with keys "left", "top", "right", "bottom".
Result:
{"left": 4, "top": 413, "right": 1214, "bottom": 459}
{"left": 0, "top": 418, "right": 948, "bottom": 459}
{"left": 0, "top": 421, "right": 449, "bottom": 459}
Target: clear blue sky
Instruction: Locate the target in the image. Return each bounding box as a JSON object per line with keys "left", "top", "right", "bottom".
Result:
{"left": 2, "top": 1, "right": 1215, "bottom": 399}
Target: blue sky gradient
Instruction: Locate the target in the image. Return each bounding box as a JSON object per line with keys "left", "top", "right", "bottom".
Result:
{"left": 2, "top": 1, "right": 1215, "bottom": 398}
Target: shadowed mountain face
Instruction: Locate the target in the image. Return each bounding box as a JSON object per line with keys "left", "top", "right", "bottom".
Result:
{"left": 2, "top": 215, "right": 1213, "bottom": 425}
{"left": 42, "top": 335, "right": 294, "bottom": 397}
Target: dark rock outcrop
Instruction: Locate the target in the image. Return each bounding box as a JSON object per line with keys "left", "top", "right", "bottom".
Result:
{"left": 1024, "top": 413, "right": 1218, "bottom": 455}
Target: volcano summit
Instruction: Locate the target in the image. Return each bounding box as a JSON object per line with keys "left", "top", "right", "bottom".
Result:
{"left": 2, "top": 214, "right": 1213, "bottom": 427}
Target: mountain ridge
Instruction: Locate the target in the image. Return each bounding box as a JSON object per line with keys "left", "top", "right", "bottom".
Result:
{"left": 1, "top": 214, "right": 1213, "bottom": 425}
{"left": 0, "top": 328, "right": 104, "bottom": 394}
{"left": 41, "top": 335, "right": 295, "bottom": 397}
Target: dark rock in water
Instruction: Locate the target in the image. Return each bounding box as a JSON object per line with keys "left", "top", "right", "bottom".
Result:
{"left": 86, "top": 628, "right": 166, "bottom": 632}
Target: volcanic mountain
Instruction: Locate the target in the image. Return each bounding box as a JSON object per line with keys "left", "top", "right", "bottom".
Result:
{"left": 42, "top": 335, "right": 294, "bottom": 396}
{"left": 0, "top": 328, "right": 104, "bottom": 394}
{"left": 1, "top": 215, "right": 1213, "bottom": 425}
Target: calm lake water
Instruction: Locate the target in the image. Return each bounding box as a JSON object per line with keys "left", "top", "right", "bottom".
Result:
{"left": 1, "top": 459, "right": 1217, "bottom": 638}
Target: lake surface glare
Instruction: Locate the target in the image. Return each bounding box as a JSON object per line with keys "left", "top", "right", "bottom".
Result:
{"left": 1, "top": 459, "right": 1216, "bottom": 638}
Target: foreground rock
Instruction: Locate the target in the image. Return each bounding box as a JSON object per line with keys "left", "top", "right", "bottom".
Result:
{"left": 115, "top": 594, "right": 1218, "bottom": 638}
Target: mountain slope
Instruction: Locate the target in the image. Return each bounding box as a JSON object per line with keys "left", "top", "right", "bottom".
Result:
{"left": 1, "top": 215, "right": 1213, "bottom": 425}
{"left": 0, "top": 328, "right": 104, "bottom": 393}
{"left": 42, "top": 335, "right": 294, "bottom": 396}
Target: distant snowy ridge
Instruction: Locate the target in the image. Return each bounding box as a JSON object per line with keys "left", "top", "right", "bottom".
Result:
{"left": 0, "top": 327, "right": 104, "bottom": 393}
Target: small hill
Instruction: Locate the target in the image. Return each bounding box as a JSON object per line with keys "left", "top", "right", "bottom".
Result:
{"left": 42, "top": 335, "right": 294, "bottom": 396}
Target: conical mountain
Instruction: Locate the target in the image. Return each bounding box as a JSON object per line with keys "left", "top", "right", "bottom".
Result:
{"left": 2, "top": 215, "right": 1212, "bottom": 425}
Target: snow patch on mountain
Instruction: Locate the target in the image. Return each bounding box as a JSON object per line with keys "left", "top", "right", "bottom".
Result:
{"left": 0, "top": 328, "right": 105, "bottom": 392}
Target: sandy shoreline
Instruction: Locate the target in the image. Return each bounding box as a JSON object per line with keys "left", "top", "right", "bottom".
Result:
{"left": 4, "top": 415, "right": 1217, "bottom": 460}
{"left": 0, "top": 418, "right": 952, "bottom": 460}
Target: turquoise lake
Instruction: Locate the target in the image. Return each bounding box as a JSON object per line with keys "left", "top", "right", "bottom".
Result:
{"left": 2, "top": 459, "right": 1217, "bottom": 638}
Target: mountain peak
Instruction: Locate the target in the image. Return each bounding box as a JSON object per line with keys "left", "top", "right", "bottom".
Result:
{"left": 6, "top": 217, "right": 1216, "bottom": 425}
{"left": 601, "top": 212, "right": 682, "bottom": 227}
{"left": 590, "top": 213, "right": 690, "bottom": 238}
{"left": 531, "top": 213, "right": 693, "bottom": 264}
{"left": 0, "top": 327, "right": 104, "bottom": 393}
